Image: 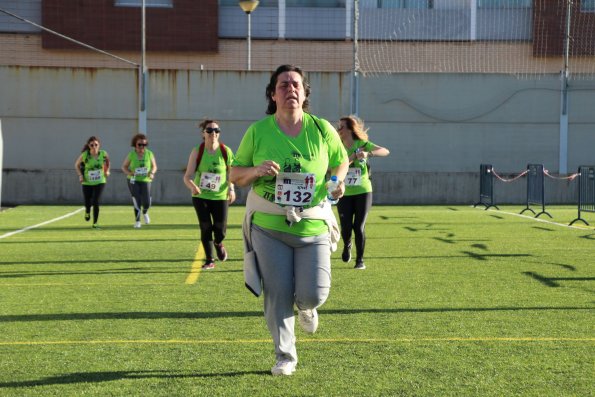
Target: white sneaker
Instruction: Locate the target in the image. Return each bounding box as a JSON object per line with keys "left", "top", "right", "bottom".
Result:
{"left": 134, "top": 221, "right": 141, "bottom": 229}
{"left": 271, "top": 359, "right": 296, "bottom": 376}
{"left": 298, "top": 308, "right": 318, "bottom": 334}
{"left": 143, "top": 213, "right": 150, "bottom": 224}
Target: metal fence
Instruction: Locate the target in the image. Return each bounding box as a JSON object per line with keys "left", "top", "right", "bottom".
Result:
{"left": 520, "top": 164, "right": 551, "bottom": 218}
{"left": 570, "top": 165, "right": 595, "bottom": 226}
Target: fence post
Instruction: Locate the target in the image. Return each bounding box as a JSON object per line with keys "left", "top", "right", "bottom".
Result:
{"left": 520, "top": 164, "right": 551, "bottom": 218}
{"left": 569, "top": 165, "right": 595, "bottom": 226}
{"left": 473, "top": 164, "right": 499, "bottom": 210}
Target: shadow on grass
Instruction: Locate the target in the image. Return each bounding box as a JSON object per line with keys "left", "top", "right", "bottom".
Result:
{"left": 0, "top": 224, "right": 242, "bottom": 233}
{"left": 0, "top": 259, "right": 196, "bottom": 267}
{"left": 0, "top": 237, "right": 244, "bottom": 245}
{"left": 0, "top": 369, "right": 270, "bottom": 388}
{"left": 0, "top": 265, "right": 242, "bottom": 278}
{"left": 532, "top": 226, "right": 554, "bottom": 232}
{"left": 1, "top": 306, "right": 592, "bottom": 323}
{"left": 461, "top": 251, "right": 531, "bottom": 261}
{"left": 0, "top": 238, "right": 199, "bottom": 245}
{"left": 522, "top": 271, "right": 595, "bottom": 287}
{"left": 432, "top": 238, "right": 491, "bottom": 245}
{"left": 379, "top": 215, "right": 418, "bottom": 220}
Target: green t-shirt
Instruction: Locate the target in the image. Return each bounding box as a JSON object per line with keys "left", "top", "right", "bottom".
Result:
{"left": 233, "top": 114, "right": 348, "bottom": 236}
{"left": 81, "top": 150, "right": 108, "bottom": 186}
{"left": 193, "top": 144, "right": 234, "bottom": 200}
{"left": 126, "top": 149, "right": 154, "bottom": 183}
{"left": 344, "top": 139, "right": 375, "bottom": 196}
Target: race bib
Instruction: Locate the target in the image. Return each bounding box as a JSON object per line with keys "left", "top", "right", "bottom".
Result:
{"left": 134, "top": 167, "right": 148, "bottom": 177}
{"left": 87, "top": 170, "right": 102, "bottom": 182}
{"left": 275, "top": 172, "right": 316, "bottom": 206}
{"left": 199, "top": 172, "right": 222, "bottom": 192}
{"left": 345, "top": 167, "right": 362, "bottom": 186}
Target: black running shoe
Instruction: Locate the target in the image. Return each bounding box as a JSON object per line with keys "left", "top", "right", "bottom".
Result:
{"left": 354, "top": 261, "right": 366, "bottom": 270}
{"left": 341, "top": 243, "right": 352, "bottom": 263}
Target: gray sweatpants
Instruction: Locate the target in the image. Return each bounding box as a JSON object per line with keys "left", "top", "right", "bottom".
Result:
{"left": 251, "top": 225, "right": 332, "bottom": 363}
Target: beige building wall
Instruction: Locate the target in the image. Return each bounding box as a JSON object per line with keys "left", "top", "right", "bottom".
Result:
{"left": 2, "top": 33, "right": 591, "bottom": 75}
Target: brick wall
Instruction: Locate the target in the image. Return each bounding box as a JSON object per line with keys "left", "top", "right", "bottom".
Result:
{"left": 3, "top": 34, "right": 585, "bottom": 74}
{"left": 41, "top": 0, "right": 218, "bottom": 52}
{"left": 534, "top": 0, "right": 595, "bottom": 56}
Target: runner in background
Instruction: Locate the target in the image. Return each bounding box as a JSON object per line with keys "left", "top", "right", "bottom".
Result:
{"left": 121, "top": 133, "right": 157, "bottom": 228}
{"left": 74, "top": 136, "right": 110, "bottom": 229}
{"left": 336, "top": 115, "right": 390, "bottom": 270}
{"left": 183, "top": 119, "right": 235, "bottom": 270}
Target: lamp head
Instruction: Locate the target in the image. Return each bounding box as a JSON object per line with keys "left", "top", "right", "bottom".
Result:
{"left": 239, "top": 0, "right": 259, "bottom": 14}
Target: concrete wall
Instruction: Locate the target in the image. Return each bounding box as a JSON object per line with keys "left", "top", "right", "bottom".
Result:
{"left": 1, "top": 66, "right": 594, "bottom": 205}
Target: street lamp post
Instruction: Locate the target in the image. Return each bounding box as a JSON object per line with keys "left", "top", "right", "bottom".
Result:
{"left": 239, "top": 0, "right": 259, "bottom": 71}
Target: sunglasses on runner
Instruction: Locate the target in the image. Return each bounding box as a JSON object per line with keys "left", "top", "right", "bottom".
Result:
{"left": 204, "top": 127, "right": 221, "bottom": 134}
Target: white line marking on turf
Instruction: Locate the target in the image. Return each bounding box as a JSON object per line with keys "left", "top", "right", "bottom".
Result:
{"left": 473, "top": 206, "right": 592, "bottom": 231}
{"left": 0, "top": 337, "right": 593, "bottom": 346}
{"left": 0, "top": 208, "right": 84, "bottom": 240}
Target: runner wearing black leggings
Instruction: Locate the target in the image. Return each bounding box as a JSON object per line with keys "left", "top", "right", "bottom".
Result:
{"left": 75, "top": 136, "right": 110, "bottom": 229}
{"left": 336, "top": 115, "right": 390, "bottom": 269}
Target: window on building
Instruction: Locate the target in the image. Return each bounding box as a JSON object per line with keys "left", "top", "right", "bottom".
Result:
{"left": 115, "top": 0, "right": 173, "bottom": 7}
{"left": 361, "top": 0, "right": 432, "bottom": 8}
{"left": 581, "top": 0, "right": 595, "bottom": 11}
{"left": 219, "top": 0, "right": 277, "bottom": 6}
{"left": 477, "top": 0, "right": 531, "bottom": 8}
{"left": 286, "top": 0, "right": 343, "bottom": 7}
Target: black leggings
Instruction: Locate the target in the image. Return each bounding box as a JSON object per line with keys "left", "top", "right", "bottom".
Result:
{"left": 337, "top": 192, "right": 373, "bottom": 262}
{"left": 82, "top": 184, "right": 105, "bottom": 224}
{"left": 127, "top": 180, "right": 152, "bottom": 221}
{"left": 192, "top": 197, "right": 229, "bottom": 261}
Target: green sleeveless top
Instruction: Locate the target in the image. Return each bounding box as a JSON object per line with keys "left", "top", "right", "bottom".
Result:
{"left": 126, "top": 149, "right": 154, "bottom": 183}
{"left": 81, "top": 150, "right": 108, "bottom": 186}
{"left": 193, "top": 144, "right": 234, "bottom": 200}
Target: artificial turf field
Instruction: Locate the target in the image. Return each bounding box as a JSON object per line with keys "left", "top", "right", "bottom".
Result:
{"left": 0, "top": 204, "right": 593, "bottom": 396}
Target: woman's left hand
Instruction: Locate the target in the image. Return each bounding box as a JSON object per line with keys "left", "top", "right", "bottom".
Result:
{"left": 355, "top": 150, "right": 369, "bottom": 161}
{"left": 330, "top": 180, "right": 345, "bottom": 200}
{"left": 228, "top": 190, "right": 236, "bottom": 204}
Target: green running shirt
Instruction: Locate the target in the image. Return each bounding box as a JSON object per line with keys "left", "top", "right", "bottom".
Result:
{"left": 233, "top": 114, "right": 347, "bottom": 237}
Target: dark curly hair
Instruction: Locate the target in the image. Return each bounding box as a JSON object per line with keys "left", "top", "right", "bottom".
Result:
{"left": 130, "top": 133, "right": 148, "bottom": 147}
{"left": 265, "top": 65, "right": 311, "bottom": 115}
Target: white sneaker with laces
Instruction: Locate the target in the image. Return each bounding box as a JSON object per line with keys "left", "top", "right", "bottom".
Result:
{"left": 143, "top": 213, "right": 150, "bottom": 224}
{"left": 298, "top": 308, "right": 318, "bottom": 334}
{"left": 134, "top": 221, "right": 141, "bottom": 229}
{"left": 271, "top": 359, "right": 297, "bottom": 376}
